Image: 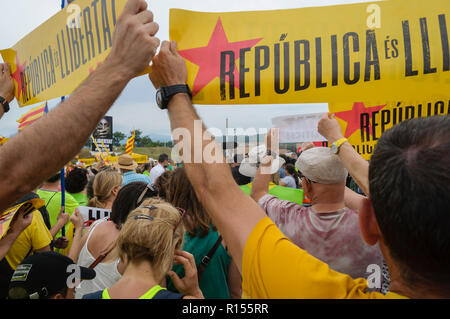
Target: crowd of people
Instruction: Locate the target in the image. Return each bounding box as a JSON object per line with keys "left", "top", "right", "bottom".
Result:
{"left": 0, "top": 0, "right": 449, "bottom": 300}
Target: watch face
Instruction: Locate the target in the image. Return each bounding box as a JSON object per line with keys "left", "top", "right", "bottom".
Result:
{"left": 156, "top": 90, "right": 163, "bottom": 108}
{"left": 331, "top": 144, "right": 338, "bottom": 154}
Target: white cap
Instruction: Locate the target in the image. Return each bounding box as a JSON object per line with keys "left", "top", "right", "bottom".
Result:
{"left": 239, "top": 145, "right": 285, "bottom": 177}
{"left": 295, "top": 147, "right": 348, "bottom": 184}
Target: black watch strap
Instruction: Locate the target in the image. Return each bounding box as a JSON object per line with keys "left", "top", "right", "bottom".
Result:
{"left": 0, "top": 96, "right": 10, "bottom": 113}
{"left": 158, "top": 84, "right": 192, "bottom": 110}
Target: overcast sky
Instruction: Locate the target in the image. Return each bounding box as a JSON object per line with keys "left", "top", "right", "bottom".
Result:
{"left": 0, "top": 0, "right": 374, "bottom": 140}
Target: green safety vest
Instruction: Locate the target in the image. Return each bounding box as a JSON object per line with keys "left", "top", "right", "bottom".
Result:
{"left": 102, "top": 285, "right": 165, "bottom": 299}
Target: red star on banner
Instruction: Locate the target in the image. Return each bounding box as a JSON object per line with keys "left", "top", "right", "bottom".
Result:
{"left": 11, "top": 54, "right": 27, "bottom": 101}
{"left": 334, "top": 102, "right": 387, "bottom": 138}
{"left": 179, "top": 18, "right": 263, "bottom": 96}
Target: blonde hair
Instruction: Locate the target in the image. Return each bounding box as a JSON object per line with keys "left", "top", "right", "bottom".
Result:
{"left": 116, "top": 198, "right": 184, "bottom": 281}
{"left": 88, "top": 169, "right": 122, "bottom": 208}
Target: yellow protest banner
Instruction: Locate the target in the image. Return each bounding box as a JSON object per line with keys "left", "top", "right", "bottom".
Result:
{"left": 0, "top": 0, "right": 128, "bottom": 107}
{"left": 170, "top": 0, "right": 450, "bottom": 105}
{"left": 78, "top": 152, "right": 149, "bottom": 166}
{"left": 329, "top": 97, "right": 450, "bottom": 160}
{"left": 0, "top": 199, "right": 45, "bottom": 237}
{"left": 0, "top": 136, "right": 8, "bottom": 146}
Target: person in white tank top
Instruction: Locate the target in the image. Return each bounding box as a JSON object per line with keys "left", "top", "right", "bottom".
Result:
{"left": 68, "top": 180, "right": 158, "bottom": 299}
{"left": 75, "top": 218, "right": 121, "bottom": 299}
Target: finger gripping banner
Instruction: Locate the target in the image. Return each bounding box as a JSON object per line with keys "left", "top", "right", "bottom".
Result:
{"left": 0, "top": 0, "right": 128, "bottom": 107}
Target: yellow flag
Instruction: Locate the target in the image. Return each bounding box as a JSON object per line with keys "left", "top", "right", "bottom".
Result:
{"left": 170, "top": 0, "right": 450, "bottom": 159}
{"left": 170, "top": 0, "right": 450, "bottom": 105}
{"left": 125, "top": 130, "right": 135, "bottom": 155}
{"left": 0, "top": 0, "right": 128, "bottom": 107}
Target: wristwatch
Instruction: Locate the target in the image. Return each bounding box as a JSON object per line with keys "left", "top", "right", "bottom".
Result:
{"left": 330, "top": 138, "right": 348, "bottom": 154}
{"left": 156, "top": 84, "right": 192, "bottom": 110}
{"left": 0, "top": 96, "right": 10, "bottom": 113}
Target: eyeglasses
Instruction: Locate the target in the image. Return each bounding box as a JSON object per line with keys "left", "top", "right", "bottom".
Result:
{"left": 173, "top": 207, "right": 186, "bottom": 234}
{"left": 136, "top": 205, "right": 186, "bottom": 234}
{"left": 136, "top": 183, "right": 156, "bottom": 206}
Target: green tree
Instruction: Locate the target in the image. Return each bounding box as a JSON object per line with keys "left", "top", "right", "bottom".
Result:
{"left": 113, "top": 131, "right": 126, "bottom": 146}
{"left": 140, "top": 136, "right": 153, "bottom": 147}
{"left": 132, "top": 129, "right": 144, "bottom": 147}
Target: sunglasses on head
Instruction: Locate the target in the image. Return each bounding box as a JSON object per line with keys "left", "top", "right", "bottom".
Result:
{"left": 136, "top": 205, "right": 186, "bottom": 234}
{"left": 136, "top": 183, "right": 156, "bottom": 206}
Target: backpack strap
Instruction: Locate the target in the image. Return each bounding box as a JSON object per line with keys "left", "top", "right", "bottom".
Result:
{"left": 153, "top": 289, "right": 184, "bottom": 299}
{"left": 197, "top": 235, "right": 222, "bottom": 281}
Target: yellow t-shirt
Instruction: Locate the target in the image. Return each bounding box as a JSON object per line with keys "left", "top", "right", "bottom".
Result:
{"left": 5, "top": 210, "right": 53, "bottom": 269}
{"left": 242, "top": 217, "right": 407, "bottom": 299}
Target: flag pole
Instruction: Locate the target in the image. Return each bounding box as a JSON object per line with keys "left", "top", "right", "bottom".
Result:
{"left": 60, "top": 0, "right": 67, "bottom": 237}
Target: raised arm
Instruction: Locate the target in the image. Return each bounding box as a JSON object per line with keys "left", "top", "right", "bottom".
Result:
{"left": 0, "top": 0, "right": 160, "bottom": 212}
{"left": 318, "top": 113, "right": 370, "bottom": 196}
{"left": 149, "top": 41, "right": 267, "bottom": 272}
{"left": 251, "top": 169, "right": 272, "bottom": 203}
{"left": 250, "top": 129, "right": 278, "bottom": 202}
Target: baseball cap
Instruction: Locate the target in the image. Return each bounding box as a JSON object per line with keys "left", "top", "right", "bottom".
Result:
{"left": 295, "top": 147, "right": 348, "bottom": 184}
{"left": 8, "top": 252, "right": 96, "bottom": 299}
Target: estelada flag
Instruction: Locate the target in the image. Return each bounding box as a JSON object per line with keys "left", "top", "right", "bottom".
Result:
{"left": 125, "top": 130, "right": 135, "bottom": 155}
{"left": 16, "top": 102, "right": 48, "bottom": 131}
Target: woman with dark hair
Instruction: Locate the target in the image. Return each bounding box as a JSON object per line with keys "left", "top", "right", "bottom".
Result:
{"left": 164, "top": 167, "right": 241, "bottom": 299}
{"left": 280, "top": 163, "right": 301, "bottom": 189}
{"left": 153, "top": 170, "right": 172, "bottom": 200}
{"left": 66, "top": 167, "right": 89, "bottom": 206}
{"left": 70, "top": 182, "right": 158, "bottom": 299}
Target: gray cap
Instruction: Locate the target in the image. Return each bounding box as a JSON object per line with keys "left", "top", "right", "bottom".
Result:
{"left": 295, "top": 147, "right": 348, "bottom": 184}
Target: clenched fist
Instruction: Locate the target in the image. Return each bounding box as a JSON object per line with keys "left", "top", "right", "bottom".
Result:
{"left": 107, "top": 0, "right": 160, "bottom": 81}
{"left": 149, "top": 41, "right": 187, "bottom": 89}
{"left": 0, "top": 63, "right": 14, "bottom": 102}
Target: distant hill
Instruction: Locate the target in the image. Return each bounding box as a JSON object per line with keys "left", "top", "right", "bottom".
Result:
{"left": 145, "top": 132, "right": 173, "bottom": 143}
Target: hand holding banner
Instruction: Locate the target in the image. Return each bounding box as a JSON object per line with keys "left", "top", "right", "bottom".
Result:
{"left": 0, "top": 0, "right": 157, "bottom": 108}
{"left": 0, "top": 199, "right": 44, "bottom": 237}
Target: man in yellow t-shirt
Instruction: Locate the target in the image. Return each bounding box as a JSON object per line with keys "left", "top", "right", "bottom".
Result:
{"left": 150, "top": 45, "right": 450, "bottom": 299}
{"left": 5, "top": 210, "right": 52, "bottom": 269}
{"left": 0, "top": 209, "right": 52, "bottom": 299}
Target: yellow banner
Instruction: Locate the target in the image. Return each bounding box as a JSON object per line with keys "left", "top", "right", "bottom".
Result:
{"left": 79, "top": 152, "right": 149, "bottom": 166}
{"left": 0, "top": 199, "right": 45, "bottom": 237}
{"left": 170, "top": 0, "right": 450, "bottom": 105}
{"left": 0, "top": 0, "right": 128, "bottom": 107}
{"left": 329, "top": 97, "right": 450, "bottom": 160}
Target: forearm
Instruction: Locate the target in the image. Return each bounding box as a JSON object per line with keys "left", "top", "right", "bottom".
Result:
{"left": 0, "top": 231, "right": 21, "bottom": 260}
{"left": 50, "top": 220, "right": 66, "bottom": 238}
{"left": 344, "top": 187, "right": 366, "bottom": 211}
{"left": 167, "top": 94, "right": 266, "bottom": 272}
{"left": 338, "top": 142, "right": 370, "bottom": 196}
{"left": 251, "top": 168, "right": 271, "bottom": 203}
{"left": 68, "top": 227, "right": 84, "bottom": 263}
{"left": 0, "top": 58, "right": 129, "bottom": 212}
